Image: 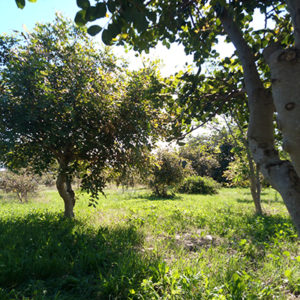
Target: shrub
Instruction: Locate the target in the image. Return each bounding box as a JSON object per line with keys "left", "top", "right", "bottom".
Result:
{"left": 38, "top": 172, "right": 56, "bottom": 187}
{"left": 0, "top": 169, "right": 38, "bottom": 202}
{"left": 178, "top": 176, "right": 220, "bottom": 195}
{"left": 148, "top": 150, "right": 193, "bottom": 197}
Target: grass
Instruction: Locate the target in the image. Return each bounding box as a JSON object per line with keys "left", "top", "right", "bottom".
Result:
{"left": 0, "top": 187, "right": 299, "bottom": 299}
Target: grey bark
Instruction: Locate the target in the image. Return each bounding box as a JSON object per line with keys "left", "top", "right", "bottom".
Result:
{"left": 56, "top": 170, "right": 75, "bottom": 218}
{"left": 224, "top": 115, "right": 263, "bottom": 214}
{"left": 219, "top": 7, "right": 300, "bottom": 234}
{"left": 286, "top": 0, "right": 300, "bottom": 49}
{"left": 247, "top": 149, "right": 262, "bottom": 215}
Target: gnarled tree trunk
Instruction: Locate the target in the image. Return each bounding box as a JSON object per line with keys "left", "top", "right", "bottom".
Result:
{"left": 220, "top": 5, "right": 300, "bottom": 234}
{"left": 56, "top": 171, "right": 75, "bottom": 218}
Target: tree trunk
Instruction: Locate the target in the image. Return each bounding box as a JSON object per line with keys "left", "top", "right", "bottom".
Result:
{"left": 255, "top": 166, "right": 261, "bottom": 209}
{"left": 247, "top": 150, "right": 262, "bottom": 215}
{"left": 16, "top": 192, "right": 23, "bottom": 203}
{"left": 220, "top": 7, "right": 300, "bottom": 234}
{"left": 56, "top": 171, "right": 75, "bottom": 218}
{"left": 224, "top": 114, "right": 262, "bottom": 214}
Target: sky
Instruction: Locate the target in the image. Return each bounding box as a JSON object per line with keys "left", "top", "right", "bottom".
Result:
{"left": 0, "top": 0, "right": 236, "bottom": 76}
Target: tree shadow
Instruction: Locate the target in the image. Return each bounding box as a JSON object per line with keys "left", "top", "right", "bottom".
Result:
{"left": 236, "top": 196, "right": 283, "bottom": 204}
{"left": 0, "top": 213, "right": 162, "bottom": 299}
{"left": 244, "top": 191, "right": 268, "bottom": 196}
{"left": 241, "top": 213, "right": 296, "bottom": 245}
{"left": 130, "top": 193, "right": 183, "bottom": 201}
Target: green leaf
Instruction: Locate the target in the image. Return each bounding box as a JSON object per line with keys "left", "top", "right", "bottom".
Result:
{"left": 147, "top": 11, "right": 157, "bottom": 23}
{"left": 87, "top": 25, "right": 102, "bottom": 36}
{"left": 86, "top": 7, "right": 98, "bottom": 21}
{"left": 102, "top": 29, "right": 113, "bottom": 45}
{"left": 107, "top": 0, "right": 116, "bottom": 13}
{"left": 239, "top": 239, "right": 247, "bottom": 246}
{"left": 15, "top": 0, "right": 25, "bottom": 9}
{"left": 107, "top": 22, "right": 121, "bottom": 38}
{"left": 76, "top": 0, "right": 90, "bottom": 10}
{"left": 75, "top": 10, "right": 87, "bottom": 26}
{"left": 132, "top": 13, "right": 148, "bottom": 32}
{"left": 284, "top": 269, "right": 292, "bottom": 278}
{"left": 95, "top": 3, "right": 107, "bottom": 18}
{"left": 28, "top": 0, "right": 37, "bottom": 2}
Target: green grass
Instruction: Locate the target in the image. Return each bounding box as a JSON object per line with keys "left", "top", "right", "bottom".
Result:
{"left": 0, "top": 187, "right": 299, "bottom": 299}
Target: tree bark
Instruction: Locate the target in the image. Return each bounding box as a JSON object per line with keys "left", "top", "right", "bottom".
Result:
{"left": 224, "top": 114, "right": 262, "bottom": 214}
{"left": 56, "top": 171, "right": 75, "bottom": 218}
{"left": 286, "top": 0, "right": 300, "bottom": 49}
{"left": 247, "top": 149, "right": 262, "bottom": 215}
{"left": 219, "top": 7, "right": 300, "bottom": 234}
{"left": 255, "top": 166, "right": 261, "bottom": 208}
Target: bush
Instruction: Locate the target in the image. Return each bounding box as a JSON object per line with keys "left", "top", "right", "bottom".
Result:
{"left": 38, "top": 172, "right": 56, "bottom": 187}
{"left": 178, "top": 176, "right": 220, "bottom": 195}
{"left": 0, "top": 169, "right": 38, "bottom": 202}
{"left": 148, "top": 150, "right": 194, "bottom": 197}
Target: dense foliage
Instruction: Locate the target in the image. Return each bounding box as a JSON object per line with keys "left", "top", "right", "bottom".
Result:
{"left": 148, "top": 150, "right": 192, "bottom": 197}
{"left": 179, "top": 130, "right": 234, "bottom": 184}
{"left": 0, "top": 15, "right": 173, "bottom": 216}
{"left": 178, "top": 175, "right": 220, "bottom": 195}
{"left": 58, "top": 0, "right": 300, "bottom": 233}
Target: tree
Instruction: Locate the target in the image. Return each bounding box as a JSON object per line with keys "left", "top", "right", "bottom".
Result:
{"left": 148, "top": 150, "right": 192, "bottom": 197}
{"left": 55, "top": 0, "right": 298, "bottom": 234}
{"left": 13, "top": 1, "right": 300, "bottom": 234}
{"left": 0, "top": 169, "right": 38, "bottom": 203}
{"left": 0, "top": 15, "right": 173, "bottom": 217}
{"left": 222, "top": 115, "right": 263, "bottom": 214}
{"left": 179, "top": 128, "right": 234, "bottom": 183}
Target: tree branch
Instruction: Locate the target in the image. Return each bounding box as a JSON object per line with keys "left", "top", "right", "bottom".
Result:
{"left": 218, "top": 7, "right": 276, "bottom": 159}
{"left": 286, "top": 0, "right": 300, "bottom": 49}
{"left": 218, "top": 8, "right": 263, "bottom": 92}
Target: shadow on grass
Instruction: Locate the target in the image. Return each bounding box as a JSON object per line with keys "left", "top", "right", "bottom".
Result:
{"left": 242, "top": 213, "right": 296, "bottom": 244}
{"left": 244, "top": 191, "right": 268, "bottom": 196}
{"left": 236, "top": 195, "right": 283, "bottom": 204}
{"left": 0, "top": 213, "right": 161, "bottom": 299}
{"left": 130, "top": 193, "right": 183, "bottom": 201}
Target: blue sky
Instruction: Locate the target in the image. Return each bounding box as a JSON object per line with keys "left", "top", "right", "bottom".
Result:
{"left": 1, "top": 0, "right": 79, "bottom": 33}
{"left": 1, "top": 0, "right": 204, "bottom": 75}
{"left": 2, "top": 1, "right": 271, "bottom": 76}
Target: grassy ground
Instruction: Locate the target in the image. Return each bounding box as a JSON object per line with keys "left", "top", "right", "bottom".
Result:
{"left": 0, "top": 187, "right": 299, "bottom": 299}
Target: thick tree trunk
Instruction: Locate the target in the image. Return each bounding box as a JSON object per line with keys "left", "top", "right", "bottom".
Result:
{"left": 264, "top": 46, "right": 300, "bottom": 177}
{"left": 56, "top": 171, "right": 75, "bottom": 218}
{"left": 220, "top": 7, "right": 300, "bottom": 234}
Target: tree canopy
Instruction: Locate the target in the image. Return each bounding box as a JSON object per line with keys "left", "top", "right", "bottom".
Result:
{"left": 0, "top": 14, "right": 173, "bottom": 216}
{"left": 11, "top": 0, "right": 300, "bottom": 234}
{"left": 63, "top": 0, "right": 300, "bottom": 234}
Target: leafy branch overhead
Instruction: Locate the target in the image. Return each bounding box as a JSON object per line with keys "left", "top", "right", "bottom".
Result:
{"left": 15, "top": 0, "right": 37, "bottom": 9}
{"left": 71, "top": 0, "right": 300, "bottom": 234}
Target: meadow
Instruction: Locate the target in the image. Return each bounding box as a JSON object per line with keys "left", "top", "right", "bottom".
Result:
{"left": 0, "top": 187, "right": 299, "bottom": 299}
